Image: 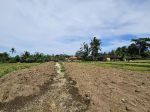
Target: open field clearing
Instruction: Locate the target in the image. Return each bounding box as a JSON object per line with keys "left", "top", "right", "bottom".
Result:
{"left": 0, "top": 63, "right": 39, "bottom": 77}
{"left": 0, "top": 61, "right": 149, "bottom": 112}
{"left": 64, "top": 62, "right": 150, "bottom": 112}
{"left": 0, "top": 62, "right": 56, "bottom": 111}
{"left": 0, "top": 0, "right": 150, "bottom": 111}
{"left": 0, "top": 62, "right": 88, "bottom": 112}
{"left": 81, "top": 60, "right": 150, "bottom": 73}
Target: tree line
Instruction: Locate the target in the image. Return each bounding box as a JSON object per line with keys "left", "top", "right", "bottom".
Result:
{"left": 0, "top": 50, "right": 70, "bottom": 63}
{"left": 0, "top": 37, "right": 150, "bottom": 63}
{"left": 108, "top": 38, "right": 150, "bottom": 60}
{"left": 76, "top": 37, "right": 150, "bottom": 61}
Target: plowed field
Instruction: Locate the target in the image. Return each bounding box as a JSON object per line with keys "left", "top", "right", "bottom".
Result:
{"left": 64, "top": 62, "right": 150, "bottom": 112}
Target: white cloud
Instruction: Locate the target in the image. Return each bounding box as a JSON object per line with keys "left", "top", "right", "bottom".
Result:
{"left": 0, "top": 0, "right": 150, "bottom": 54}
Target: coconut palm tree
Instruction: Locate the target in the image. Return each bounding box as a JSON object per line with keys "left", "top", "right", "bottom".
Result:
{"left": 10, "top": 48, "right": 16, "bottom": 54}
{"left": 90, "top": 37, "right": 101, "bottom": 60}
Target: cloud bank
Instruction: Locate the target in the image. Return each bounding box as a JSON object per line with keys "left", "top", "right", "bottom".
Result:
{"left": 0, "top": 0, "right": 150, "bottom": 54}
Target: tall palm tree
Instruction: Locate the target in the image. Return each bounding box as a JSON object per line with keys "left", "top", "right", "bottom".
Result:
{"left": 90, "top": 37, "right": 101, "bottom": 60}
{"left": 10, "top": 48, "right": 16, "bottom": 54}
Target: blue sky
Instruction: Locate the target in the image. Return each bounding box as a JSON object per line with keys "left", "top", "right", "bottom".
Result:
{"left": 0, "top": 0, "right": 150, "bottom": 55}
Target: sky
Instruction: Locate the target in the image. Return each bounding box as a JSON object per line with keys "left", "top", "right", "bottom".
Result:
{"left": 0, "top": 0, "right": 150, "bottom": 55}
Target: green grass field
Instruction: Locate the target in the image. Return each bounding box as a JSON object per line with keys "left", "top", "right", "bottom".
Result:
{"left": 0, "top": 63, "right": 39, "bottom": 77}
{"left": 81, "top": 60, "right": 150, "bottom": 73}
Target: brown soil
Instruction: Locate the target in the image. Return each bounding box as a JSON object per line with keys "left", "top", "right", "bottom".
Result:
{"left": 64, "top": 62, "right": 150, "bottom": 112}
{"left": 0, "top": 62, "right": 88, "bottom": 112}
{"left": 0, "top": 62, "right": 56, "bottom": 112}
{"left": 0, "top": 62, "right": 149, "bottom": 112}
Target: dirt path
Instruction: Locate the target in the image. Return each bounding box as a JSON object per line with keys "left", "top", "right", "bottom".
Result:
{"left": 0, "top": 62, "right": 88, "bottom": 112}
{"left": 43, "top": 62, "right": 88, "bottom": 112}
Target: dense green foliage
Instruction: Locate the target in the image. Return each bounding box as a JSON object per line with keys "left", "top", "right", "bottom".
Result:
{"left": 0, "top": 51, "right": 70, "bottom": 63}
{"left": 75, "top": 42, "right": 91, "bottom": 60}
{"left": 108, "top": 38, "right": 150, "bottom": 60}
{"left": 0, "top": 52, "right": 9, "bottom": 63}
{"left": 75, "top": 37, "right": 101, "bottom": 60}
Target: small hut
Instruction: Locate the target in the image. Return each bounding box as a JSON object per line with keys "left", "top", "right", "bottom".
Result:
{"left": 68, "top": 56, "right": 78, "bottom": 62}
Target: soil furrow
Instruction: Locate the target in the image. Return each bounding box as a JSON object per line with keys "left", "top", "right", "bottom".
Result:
{"left": 0, "top": 62, "right": 88, "bottom": 112}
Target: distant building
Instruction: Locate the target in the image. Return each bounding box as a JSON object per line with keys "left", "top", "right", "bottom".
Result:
{"left": 98, "top": 55, "right": 122, "bottom": 61}
{"left": 98, "top": 56, "right": 111, "bottom": 61}
{"left": 67, "top": 56, "right": 78, "bottom": 61}
{"left": 106, "top": 58, "right": 111, "bottom": 61}
{"left": 110, "top": 56, "right": 122, "bottom": 61}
